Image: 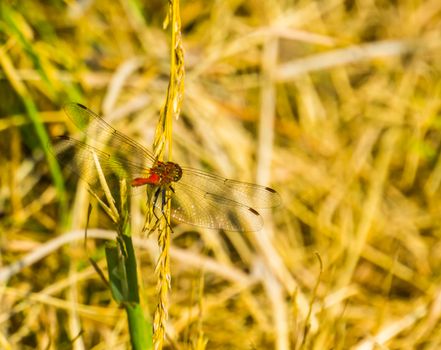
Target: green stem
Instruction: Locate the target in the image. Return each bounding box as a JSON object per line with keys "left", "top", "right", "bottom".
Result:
{"left": 121, "top": 224, "right": 153, "bottom": 349}
{"left": 104, "top": 181, "right": 152, "bottom": 349}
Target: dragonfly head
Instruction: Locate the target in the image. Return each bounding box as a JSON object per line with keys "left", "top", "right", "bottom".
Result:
{"left": 166, "top": 162, "right": 183, "bottom": 182}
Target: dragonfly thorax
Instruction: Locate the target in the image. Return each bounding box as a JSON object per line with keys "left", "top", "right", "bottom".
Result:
{"left": 131, "top": 161, "right": 182, "bottom": 187}
{"left": 148, "top": 161, "right": 182, "bottom": 185}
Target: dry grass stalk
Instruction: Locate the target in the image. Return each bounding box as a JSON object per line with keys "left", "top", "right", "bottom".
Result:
{"left": 152, "top": 1, "right": 185, "bottom": 349}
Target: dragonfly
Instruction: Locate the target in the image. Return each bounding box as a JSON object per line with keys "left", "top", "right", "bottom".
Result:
{"left": 53, "top": 103, "right": 281, "bottom": 231}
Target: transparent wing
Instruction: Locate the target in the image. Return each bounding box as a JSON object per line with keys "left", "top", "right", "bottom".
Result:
{"left": 171, "top": 181, "right": 264, "bottom": 232}
{"left": 52, "top": 135, "right": 150, "bottom": 191}
{"left": 63, "top": 103, "right": 155, "bottom": 169}
{"left": 180, "top": 167, "right": 281, "bottom": 209}
{"left": 57, "top": 103, "right": 280, "bottom": 230}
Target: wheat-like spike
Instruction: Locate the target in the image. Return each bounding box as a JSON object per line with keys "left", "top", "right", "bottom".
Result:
{"left": 152, "top": 0, "right": 185, "bottom": 349}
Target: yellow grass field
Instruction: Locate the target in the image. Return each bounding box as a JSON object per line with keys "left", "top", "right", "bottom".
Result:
{"left": 1, "top": 0, "right": 441, "bottom": 349}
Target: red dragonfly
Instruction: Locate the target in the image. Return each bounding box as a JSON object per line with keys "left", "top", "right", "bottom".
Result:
{"left": 53, "top": 103, "right": 280, "bottom": 231}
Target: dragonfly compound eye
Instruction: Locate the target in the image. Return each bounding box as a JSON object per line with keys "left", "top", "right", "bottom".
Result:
{"left": 174, "top": 164, "right": 183, "bottom": 181}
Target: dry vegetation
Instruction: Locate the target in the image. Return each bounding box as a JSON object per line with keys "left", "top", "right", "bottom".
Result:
{"left": 1, "top": 0, "right": 441, "bottom": 349}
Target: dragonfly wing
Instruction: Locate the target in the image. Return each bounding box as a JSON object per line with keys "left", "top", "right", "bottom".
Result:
{"left": 52, "top": 135, "right": 149, "bottom": 192}
{"left": 180, "top": 167, "right": 281, "bottom": 209}
{"left": 63, "top": 103, "right": 155, "bottom": 169}
{"left": 170, "top": 181, "right": 264, "bottom": 232}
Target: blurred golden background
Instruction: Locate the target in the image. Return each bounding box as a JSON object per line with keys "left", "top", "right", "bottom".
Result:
{"left": 1, "top": 0, "right": 441, "bottom": 349}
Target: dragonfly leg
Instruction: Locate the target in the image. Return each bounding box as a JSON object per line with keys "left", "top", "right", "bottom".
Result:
{"left": 150, "top": 186, "right": 174, "bottom": 233}
{"left": 160, "top": 187, "right": 175, "bottom": 232}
